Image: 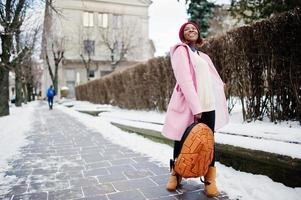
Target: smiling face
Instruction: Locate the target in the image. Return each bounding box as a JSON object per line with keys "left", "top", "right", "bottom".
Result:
{"left": 183, "top": 24, "right": 199, "bottom": 44}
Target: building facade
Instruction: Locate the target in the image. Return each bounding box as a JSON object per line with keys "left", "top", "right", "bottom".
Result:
{"left": 42, "top": 0, "right": 155, "bottom": 98}
{"left": 207, "top": 4, "right": 244, "bottom": 37}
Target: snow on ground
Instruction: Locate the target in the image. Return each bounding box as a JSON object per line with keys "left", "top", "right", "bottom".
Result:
{"left": 58, "top": 102, "right": 301, "bottom": 200}
{"left": 64, "top": 100, "right": 301, "bottom": 159}
{"left": 224, "top": 106, "right": 301, "bottom": 143}
{"left": 1, "top": 100, "right": 300, "bottom": 199}
{"left": 0, "top": 102, "right": 36, "bottom": 194}
{"left": 101, "top": 113, "right": 301, "bottom": 159}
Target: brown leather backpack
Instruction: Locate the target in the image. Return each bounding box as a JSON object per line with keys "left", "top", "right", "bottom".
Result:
{"left": 174, "top": 122, "right": 214, "bottom": 178}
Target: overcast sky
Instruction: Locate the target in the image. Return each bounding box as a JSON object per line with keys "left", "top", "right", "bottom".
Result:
{"left": 149, "top": 0, "right": 231, "bottom": 56}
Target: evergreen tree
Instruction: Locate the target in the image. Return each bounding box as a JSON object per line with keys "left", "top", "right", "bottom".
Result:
{"left": 180, "top": 0, "right": 216, "bottom": 37}
{"left": 230, "top": 0, "right": 301, "bottom": 24}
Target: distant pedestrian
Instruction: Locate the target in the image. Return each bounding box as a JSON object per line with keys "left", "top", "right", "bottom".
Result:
{"left": 162, "top": 21, "right": 229, "bottom": 196}
{"left": 47, "top": 85, "right": 56, "bottom": 110}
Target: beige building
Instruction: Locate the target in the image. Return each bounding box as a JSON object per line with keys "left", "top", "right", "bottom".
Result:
{"left": 42, "top": 0, "right": 155, "bottom": 98}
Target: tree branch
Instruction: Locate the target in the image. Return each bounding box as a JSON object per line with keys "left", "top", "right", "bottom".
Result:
{"left": 10, "top": 0, "right": 26, "bottom": 31}
{"left": 80, "top": 54, "right": 88, "bottom": 70}
{"left": 45, "top": 52, "right": 54, "bottom": 81}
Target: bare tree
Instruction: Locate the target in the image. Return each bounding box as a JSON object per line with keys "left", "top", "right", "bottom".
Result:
{"left": 19, "top": 26, "right": 41, "bottom": 102}
{"left": 80, "top": 39, "right": 95, "bottom": 81}
{"left": 41, "top": 0, "right": 52, "bottom": 59}
{"left": 45, "top": 38, "right": 65, "bottom": 93}
{"left": 41, "top": 0, "right": 61, "bottom": 58}
{"left": 0, "top": 0, "right": 30, "bottom": 116}
{"left": 12, "top": 45, "right": 29, "bottom": 106}
{"left": 41, "top": 0, "right": 65, "bottom": 94}
{"left": 13, "top": 22, "right": 41, "bottom": 106}
{"left": 99, "top": 20, "right": 138, "bottom": 69}
{"left": 22, "top": 57, "right": 43, "bottom": 102}
{"left": 79, "top": 25, "right": 100, "bottom": 82}
{"left": 0, "top": 0, "right": 60, "bottom": 116}
{"left": 31, "top": 60, "right": 43, "bottom": 99}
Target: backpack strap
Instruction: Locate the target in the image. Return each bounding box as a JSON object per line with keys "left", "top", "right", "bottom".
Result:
{"left": 200, "top": 177, "right": 210, "bottom": 185}
{"left": 179, "top": 122, "right": 199, "bottom": 152}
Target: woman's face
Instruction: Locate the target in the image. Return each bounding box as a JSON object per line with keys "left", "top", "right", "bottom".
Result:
{"left": 183, "top": 24, "right": 199, "bottom": 44}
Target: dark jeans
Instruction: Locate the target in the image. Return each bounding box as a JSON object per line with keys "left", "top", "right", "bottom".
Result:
{"left": 48, "top": 97, "right": 54, "bottom": 109}
{"left": 173, "top": 110, "right": 216, "bottom": 166}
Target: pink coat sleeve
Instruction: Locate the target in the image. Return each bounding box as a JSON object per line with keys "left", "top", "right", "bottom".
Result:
{"left": 171, "top": 46, "right": 202, "bottom": 115}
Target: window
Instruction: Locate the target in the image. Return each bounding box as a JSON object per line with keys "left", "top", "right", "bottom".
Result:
{"left": 83, "top": 12, "right": 94, "bottom": 27}
{"left": 89, "top": 70, "right": 95, "bottom": 78}
{"left": 98, "top": 13, "right": 108, "bottom": 28}
{"left": 83, "top": 40, "right": 95, "bottom": 55}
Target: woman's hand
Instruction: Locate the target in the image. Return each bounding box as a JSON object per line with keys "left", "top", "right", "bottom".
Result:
{"left": 194, "top": 113, "right": 202, "bottom": 122}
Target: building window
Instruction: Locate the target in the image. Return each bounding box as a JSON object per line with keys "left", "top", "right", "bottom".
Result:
{"left": 83, "top": 12, "right": 94, "bottom": 27}
{"left": 83, "top": 40, "right": 95, "bottom": 55}
{"left": 89, "top": 70, "right": 95, "bottom": 78}
{"left": 98, "top": 13, "right": 108, "bottom": 28}
{"left": 112, "top": 14, "right": 122, "bottom": 29}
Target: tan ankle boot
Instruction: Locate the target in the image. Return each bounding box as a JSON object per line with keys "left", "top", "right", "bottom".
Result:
{"left": 166, "top": 169, "right": 182, "bottom": 191}
{"left": 204, "top": 166, "right": 219, "bottom": 197}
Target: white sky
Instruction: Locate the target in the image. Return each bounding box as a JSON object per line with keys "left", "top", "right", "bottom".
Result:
{"left": 149, "top": 0, "right": 231, "bottom": 56}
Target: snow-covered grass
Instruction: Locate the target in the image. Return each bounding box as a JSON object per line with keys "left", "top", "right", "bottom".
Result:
{"left": 0, "top": 102, "right": 36, "bottom": 194}
{"left": 57, "top": 102, "right": 301, "bottom": 200}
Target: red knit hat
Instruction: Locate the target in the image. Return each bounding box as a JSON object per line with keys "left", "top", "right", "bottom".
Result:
{"left": 179, "top": 21, "right": 203, "bottom": 45}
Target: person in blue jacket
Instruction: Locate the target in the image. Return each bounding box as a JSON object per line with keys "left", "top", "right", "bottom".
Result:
{"left": 47, "top": 85, "right": 56, "bottom": 109}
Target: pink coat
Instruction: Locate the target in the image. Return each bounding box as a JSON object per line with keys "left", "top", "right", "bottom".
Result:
{"left": 162, "top": 43, "right": 229, "bottom": 141}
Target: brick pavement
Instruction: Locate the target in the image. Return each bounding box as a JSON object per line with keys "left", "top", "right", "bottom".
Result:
{"left": 0, "top": 103, "right": 229, "bottom": 200}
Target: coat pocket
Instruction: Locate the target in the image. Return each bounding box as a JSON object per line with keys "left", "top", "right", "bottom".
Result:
{"left": 168, "top": 88, "right": 186, "bottom": 113}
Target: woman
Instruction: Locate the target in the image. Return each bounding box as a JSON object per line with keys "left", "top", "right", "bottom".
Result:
{"left": 162, "top": 21, "right": 229, "bottom": 196}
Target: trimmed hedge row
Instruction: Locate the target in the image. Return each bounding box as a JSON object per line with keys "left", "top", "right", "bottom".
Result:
{"left": 76, "top": 57, "right": 175, "bottom": 111}
{"left": 204, "top": 7, "right": 301, "bottom": 122}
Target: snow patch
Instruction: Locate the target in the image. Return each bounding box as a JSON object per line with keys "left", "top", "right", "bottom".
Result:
{"left": 0, "top": 102, "right": 36, "bottom": 194}
{"left": 58, "top": 104, "right": 301, "bottom": 200}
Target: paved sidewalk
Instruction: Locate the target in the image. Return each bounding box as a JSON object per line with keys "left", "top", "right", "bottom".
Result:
{"left": 0, "top": 103, "right": 229, "bottom": 200}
